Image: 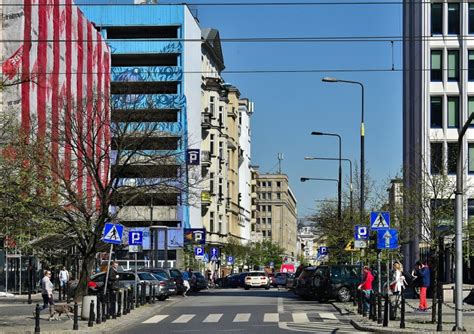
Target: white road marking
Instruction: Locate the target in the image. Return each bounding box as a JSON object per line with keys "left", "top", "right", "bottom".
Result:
{"left": 319, "top": 312, "right": 337, "bottom": 320}
{"left": 203, "top": 313, "right": 223, "bottom": 323}
{"left": 172, "top": 314, "right": 196, "bottom": 323}
{"left": 233, "top": 313, "right": 251, "bottom": 322}
{"left": 263, "top": 313, "right": 279, "bottom": 322}
{"left": 143, "top": 315, "right": 168, "bottom": 324}
{"left": 292, "top": 312, "right": 309, "bottom": 323}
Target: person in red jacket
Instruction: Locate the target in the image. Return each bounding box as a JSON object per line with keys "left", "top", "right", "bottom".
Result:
{"left": 358, "top": 266, "right": 375, "bottom": 316}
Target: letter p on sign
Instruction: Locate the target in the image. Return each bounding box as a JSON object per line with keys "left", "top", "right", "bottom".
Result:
{"left": 129, "top": 231, "right": 143, "bottom": 246}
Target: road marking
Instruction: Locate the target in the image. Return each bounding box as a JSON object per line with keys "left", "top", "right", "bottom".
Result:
{"left": 143, "top": 315, "right": 168, "bottom": 324}
{"left": 278, "top": 297, "right": 284, "bottom": 313}
{"left": 203, "top": 313, "right": 223, "bottom": 323}
{"left": 172, "top": 314, "right": 195, "bottom": 323}
{"left": 233, "top": 313, "right": 251, "bottom": 322}
{"left": 263, "top": 313, "right": 279, "bottom": 322}
{"left": 319, "top": 312, "right": 337, "bottom": 320}
{"left": 292, "top": 312, "right": 309, "bottom": 323}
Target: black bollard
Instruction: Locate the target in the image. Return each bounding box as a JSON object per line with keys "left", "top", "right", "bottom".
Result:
{"left": 96, "top": 294, "right": 102, "bottom": 325}
{"left": 368, "top": 292, "right": 374, "bottom": 320}
{"left": 73, "top": 302, "right": 79, "bottom": 330}
{"left": 152, "top": 285, "right": 156, "bottom": 304}
{"left": 377, "top": 293, "right": 383, "bottom": 324}
{"left": 383, "top": 294, "right": 389, "bottom": 327}
{"left": 34, "top": 304, "right": 40, "bottom": 334}
{"left": 117, "top": 291, "right": 122, "bottom": 317}
{"left": 437, "top": 283, "right": 443, "bottom": 332}
{"left": 136, "top": 284, "right": 140, "bottom": 308}
{"left": 141, "top": 283, "right": 146, "bottom": 305}
{"left": 106, "top": 292, "right": 111, "bottom": 320}
{"left": 101, "top": 294, "right": 107, "bottom": 322}
{"left": 111, "top": 291, "right": 117, "bottom": 319}
{"left": 123, "top": 289, "right": 127, "bottom": 315}
{"left": 88, "top": 300, "right": 95, "bottom": 327}
{"left": 357, "top": 289, "right": 362, "bottom": 314}
{"left": 400, "top": 293, "right": 405, "bottom": 329}
{"left": 131, "top": 286, "right": 135, "bottom": 310}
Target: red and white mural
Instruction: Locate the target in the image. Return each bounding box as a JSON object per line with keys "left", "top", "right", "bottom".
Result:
{"left": 1, "top": 0, "right": 110, "bottom": 204}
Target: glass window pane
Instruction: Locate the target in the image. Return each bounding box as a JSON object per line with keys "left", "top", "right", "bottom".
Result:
{"left": 432, "top": 3, "right": 443, "bottom": 35}
{"left": 470, "top": 4, "right": 474, "bottom": 34}
{"left": 430, "top": 96, "right": 443, "bottom": 128}
{"left": 448, "top": 50, "right": 459, "bottom": 81}
{"left": 469, "top": 144, "right": 474, "bottom": 173}
{"left": 431, "top": 51, "right": 442, "bottom": 81}
{"left": 470, "top": 51, "right": 474, "bottom": 81}
{"left": 448, "top": 97, "right": 459, "bottom": 128}
{"left": 448, "top": 142, "right": 458, "bottom": 174}
{"left": 431, "top": 142, "right": 443, "bottom": 174}
{"left": 448, "top": 3, "right": 460, "bottom": 35}
{"left": 469, "top": 97, "right": 474, "bottom": 127}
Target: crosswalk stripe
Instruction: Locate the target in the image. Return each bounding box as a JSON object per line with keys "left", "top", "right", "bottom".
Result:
{"left": 203, "top": 313, "right": 223, "bottom": 323}
{"left": 172, "top": 314, "right": 195, "bottom": 323}
{"left": 263, "top": 313, "right": 279, "bottom": 322}
{"left": 292, "top": 312, "right": 309, "bottom": 323}
{"left": 143, "top": 315, "right": 168, "bottom": 324}
{"left": 319, "top": 312, "right": 337, "bottom": 320}
{"left": 233, "top": 313, "right": 251, "bottom": 322}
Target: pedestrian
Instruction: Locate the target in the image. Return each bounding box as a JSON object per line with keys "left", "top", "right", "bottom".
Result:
{"left": 41, "top": 270, "right": 55, "bottom": 311}
{"left": 182, "top": 268, "right": 191, "bottom": 297}
{"left": 389, "top": 262, "right": 407, "bottom": 318}
{"left": 59, "top": 266, "right": 69, "bottom": 296}
{"left": 358, "top": 266, "right": 374, "bottom": 317}
{"left": 414, "top": 260, "right": 430, "bottom": 311}
{"left": 107, "top": 261, "right": 120, "bottom": 292}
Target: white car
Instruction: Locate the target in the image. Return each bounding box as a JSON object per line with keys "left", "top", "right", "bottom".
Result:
{"left": 244, "top": 272, "right": 270, "bottom": 290}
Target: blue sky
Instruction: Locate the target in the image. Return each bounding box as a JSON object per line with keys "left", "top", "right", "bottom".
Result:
{"left": 192, "top": 1, "right": 403, "bottom": 218}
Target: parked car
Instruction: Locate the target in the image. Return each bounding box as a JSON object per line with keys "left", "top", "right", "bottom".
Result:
{"left": 244, "top": 272, "right": 270, "bottom": 290}
{"left": 286, "top": 273, "right": 296, "bottom": 290}
{"left": 294, "top": 266, "right": 317, "bottom": 298}
{"left": 141, "top": 268, "right": 178, "bottom": 299}
{"left": 218, "top": 273, "right": 239, "bottom": 288}
{"left": 273, "top": 272, "right": 290, "bottom": 287}
{"left": 311, "top": 265, "right": 362, "bottom": 302}
{"left": 267, "top": 273, "right": 276, "bottom": 286}
{"left": 142, "top": 268, "right": 185, "bottom": 295}
{"left": 190, "top": 272, "right": 207, "bottom": 292}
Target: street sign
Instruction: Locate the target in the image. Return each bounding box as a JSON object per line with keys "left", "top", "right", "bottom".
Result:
{"left": 370, "top": 211, "right": 390, "bottom": 230}
{"left": 227, "top": 256, "right": 234, "bottom": 265}
{"left": 184, "top": 228, "right": 206, "bottom": 245}
{"left": 344, "top": 240, "right": 358, "bottom": 252}
{"left": 194, "top": 246, "right": 205, "bottom": 257}
{"left": 129, "top": 231, "right": 143, "bottom": 246}
{"left": 354, "top": 225, "right": 369, "bottom": 240}
{"left": 203, "top": 253, "right": 209, "bottom": 263}
{"left": 128, "top": 245, "right": 142, "bottom": 253}
{"left": 210, "top": 247, "right": 219, "bottom": 262}
{"left": 318, "top": 246, "right": 328, "bottom": 256}
{"left": 354, "top": 240, "right": 367, "bottom": 249}
{"left": 377, "top": 228, "right": 398, "bottom": 250}
{"left": 186, "top": 149, "right": 200, "bottom": 165}
{"left": 103, "top": 223, "right": 123, "bottom": 245}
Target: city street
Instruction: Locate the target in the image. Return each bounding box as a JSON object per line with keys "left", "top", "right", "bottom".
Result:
{"left": 115, "top": 288, "right": 366, "bottom": 334}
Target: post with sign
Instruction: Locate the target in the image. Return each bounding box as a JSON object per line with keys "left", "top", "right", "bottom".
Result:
{"left": 129, "top": 230, "right": 143, "bottom": 303}
{"left": 102, "top": 223, "right": 124, "bottom": 298}
{"left": 370, "top": 211, "right": 391, "bottom": 299}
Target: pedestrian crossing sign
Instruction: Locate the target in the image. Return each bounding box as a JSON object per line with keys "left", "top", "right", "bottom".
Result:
{"left": 103, "top": 223, "right": 123, "bottom": 245}
{"left": 370, "top": 211, "right": 390, "bottom": 230}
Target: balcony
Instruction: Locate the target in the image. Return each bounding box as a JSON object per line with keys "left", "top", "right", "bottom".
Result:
{"left": 201, "top": 150, "right": 211, "bottom": 166}
{"left": 202, "top": 113, "right": 212, "bottom": 129}
{"left": 117, "top": 206, "right": 177, "bottom": 222}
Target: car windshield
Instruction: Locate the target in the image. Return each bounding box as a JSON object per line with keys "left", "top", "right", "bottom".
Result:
{"left": 138, "top": 272, "right": 157, "bottom": 280}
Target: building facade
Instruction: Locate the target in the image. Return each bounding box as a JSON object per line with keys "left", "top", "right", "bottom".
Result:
{"left": 250, "top": 170, "right": 298, "bottom": 258}
{"left": 403, "top": 0, "right": 474, "bottom": 279}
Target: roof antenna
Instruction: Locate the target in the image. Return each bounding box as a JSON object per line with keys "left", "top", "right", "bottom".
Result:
{"left": 277, "top": 153, "right": 284, "bottom": 173}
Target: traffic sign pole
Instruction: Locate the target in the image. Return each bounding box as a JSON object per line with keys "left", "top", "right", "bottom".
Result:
{"left": 103, "top": 244, "right": 113, "bottom": 298}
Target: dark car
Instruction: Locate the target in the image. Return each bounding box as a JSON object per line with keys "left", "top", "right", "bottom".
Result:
{"left": 191, "top": 272, "right": 207, "bottom": 292}
{"left": 311, "top": 265, "right": 362, "bottom": 302}
{"left": 142, "top": 268, "right": 185, "bottom": 295}
{"left": 294, "top": 266, "right": 317, "bottom": 298}
{"left": 141, "top": 268, "right": 178, "bottom": 299}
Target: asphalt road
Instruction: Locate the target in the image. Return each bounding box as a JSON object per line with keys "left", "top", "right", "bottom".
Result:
{"left": 114, "top": 288, "right": 368, "bottom": 334}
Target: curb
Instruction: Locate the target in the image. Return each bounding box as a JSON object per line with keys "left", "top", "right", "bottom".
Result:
{"left": 331, "top": 302, "right": 354, "bottom": 316}
{"left": 350, "top": 319, "right": 418, "bottom": 333}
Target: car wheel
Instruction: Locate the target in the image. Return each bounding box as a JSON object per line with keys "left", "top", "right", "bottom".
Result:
{"left": 244, "top": 286, "right": 250, "bottom": 290}
{"left": 337, "top": 286, "right": 351, "bottom": 302}
{"left": 265, "top": 285, "right": 270, "bottom": 290}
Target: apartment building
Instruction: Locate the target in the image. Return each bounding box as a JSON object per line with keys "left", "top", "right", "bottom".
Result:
{"left": 81, "top": 3, "right": 202, "bottom": 267}
{"left": 404, "top": 0, "right": 474, "bottom": 278}
{"left": 250, "top": 170, "right": 298, "bottom": 258}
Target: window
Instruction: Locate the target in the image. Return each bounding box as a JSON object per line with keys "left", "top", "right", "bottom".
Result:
{"left": 431, "top": 199, "right": 455, "bottom": 227}
{"left": 431, "top": 3, "right": 443, "bottom": 35}
{"left": 431, "top": 50, "right": 443, "bottom": 81}
{"left": 210, "top": 134, "right": 215, "bottom": 156}
{"left": 219, "top": 215, "right": 223, "bottom": 233}
{"left": 210, "top": 172, "right": 214, "bottom": 193}
{"left": 210, "top": 96, "right": 215, "bottom": 117}
{"left": 469, "top": 143, "right": 474, "bottom": 173}
{"left": 469, "top": 51, "right": 474, "bottom": 81}
{"left": 448, "top": 50, "right": 460, "bottom": 81}
{"left": 268, "top": 181, "right": 272, "bottom": 187}
{"left": 469, "top": 97, "right": 474, "bottom": 127}
{"left": 448, "top": 3, "right": 460, "bottom": 35}
{"left": 430, "top": 96, "right": 442, "bottom": 128}
{"left": 470, "top": 4, "right": 474, "bottom": 34}
{"left": 256, "top": 218, "right": 260, "bottom": 225}
{"left": 447, "top": 142, "right": 458, "bottom": 174}
{"left": 277, "top": 193, "right": 281, "bottom": 200}
{"left": 262, "top": 230, "right": 266, "bottom": 237}
{"left": 268, "top": 218, "right": 272, "bottom": 225}
{"left": 448, "top": 96, "right": 459, "bottom": 128}
{"left": 431, "top": 142, "right": 443, "bottom": 174}
{"left": 267, "top": 205, "right": 272, "bottom": 212}
{"left": 267, "top": 192, "right": 271, "bottom": 199}
{"left": 277, "top": 181, "right": 281, "bottom": 187}
{"left": 251, "top": 224, "right": 255, "bottom": 232}
{"left": 210, "top": 212, "right": 214, "bottom": 232}
{"left": 268, "top": 231, "right": 272, "bottom": 237}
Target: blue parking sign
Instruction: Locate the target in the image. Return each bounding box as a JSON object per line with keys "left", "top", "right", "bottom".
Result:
{"left": 194, "top": 246, "right": 205, "bottom": 257}
{"left": 129, "top": 231, "right": 143, "bottom": 246}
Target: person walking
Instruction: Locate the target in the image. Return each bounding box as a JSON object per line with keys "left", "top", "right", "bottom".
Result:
{"left": 414, "top": 261, "right": 430, "bottom": 311}
{"left": 389, "top": 262, "right": 407, "bottom": 318}
{"left": 182, "top": 268, "right": 191, "bottom": 297}
{"left": 358, "top": 266, "right": 375, "bottom": 317}
{"left": 59, "top": 266, "right": 69, "bottom": 299}
{"left": 41, "top": 270, "right": 54, "bottom": 311}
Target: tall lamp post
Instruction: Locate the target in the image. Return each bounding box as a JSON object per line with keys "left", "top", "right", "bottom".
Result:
{"left": 322, "top": 77, "right": 365, "bottom": 224}
{"left": 311, "top": 132, "right": 342, "bottom": 222}
{"left": 300, "top": 177, "right": 340, "bottom": 217}
{"left": 304, "top": 156, "right": 353, "bottom": 223}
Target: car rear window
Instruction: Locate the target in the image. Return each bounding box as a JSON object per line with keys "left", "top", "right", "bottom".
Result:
{"left": 247, "top": 272, "right": 266, "bottom": 277}
{"left": 152, "top": 272, "right": 169, "bottom": 280}
{"left": 138, "top": 272, "right": 156, "bottom": 280}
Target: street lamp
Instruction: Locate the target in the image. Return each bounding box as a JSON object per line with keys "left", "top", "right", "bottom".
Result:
{"left": 322, "top": 77, "right": 365, "bottom": 225}
{"left": 311, "top": 132, "right": 342, "bottom": 222}
{"left": 305, "top": 156, "right": 353, "bottom": 224}
{"left": 300, "top": 177, "right": 340, "bottom": 217}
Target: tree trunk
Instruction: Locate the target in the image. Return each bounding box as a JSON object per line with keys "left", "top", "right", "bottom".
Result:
{"left": 74, "top": 246, "right": 96, "bottom": 302}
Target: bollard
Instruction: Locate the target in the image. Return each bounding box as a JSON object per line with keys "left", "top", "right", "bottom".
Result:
{"left": 131, "top": 286, "right": 135, "bottom": 310}
{"left": 88, "top": 300, "right": 95, "bottom": 327}
{"left": 111, "top": 291, "right": 117, "bottom": 319}
{"left": 101, "top": 294, "right": 107, "bottom": 323}
{"left": 357, "top": 289, "right": 362, "bottom": 314}
{"left": 96, "top": 294, "right": 102, "bottom": 325}
{"left": 368, "top": 292, "right": 374, "bottom": 320}
{"left": 34, "top": 304, "right": 40, "bottom": 334}
{"left": 106, "top": 292, "right": 111, "bottom": 320}
{"left": 437, "top": 283, "right": 443, "bottom": 332}
{"left": 377, "top": 292, "right": 382, "bottom": 324}
{"left": 383, "top": 294, "right": 389, "bottom": 327}
{"left": 400, "top": 292, "right": 405, "bottom": 329}
{"left": 73, "top": 302, "right": 79, "bottom": 330}
{"left": 151, "top": 285, "right": 155, "bottom": 304}
{"left": 141, "top": 283, "right": 146, "bottom": 305}
{"left": 117, "top": 290, "right": 122, "bottom": 317}
{"left": 123, "top": 289, "right": 128, "bottom": 315}
{"left": 136, "top": 284, "right": 141, "bottom": 308}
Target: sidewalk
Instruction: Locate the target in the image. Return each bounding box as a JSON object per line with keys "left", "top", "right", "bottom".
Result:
{"left": 333, "top": 298, "right": 474, "bottom": 333}
{"left": 0, "top": 292, "right": 171, "bottom": 334}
